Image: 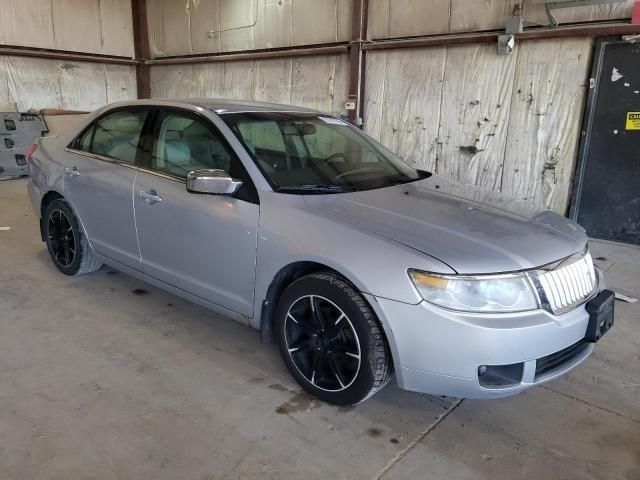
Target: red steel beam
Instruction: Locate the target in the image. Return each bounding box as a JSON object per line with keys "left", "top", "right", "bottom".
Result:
{"left": 0, "top": 44, "right": 137, "bottom": 65}
{"left": 362, "top": 22, "right": 640, "bottom": 51}
{"left": 146, "top": 43, "right": 349, "bottom": 66}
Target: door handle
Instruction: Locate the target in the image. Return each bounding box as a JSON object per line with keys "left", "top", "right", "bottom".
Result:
{"left": 64, "top": 166, "right": 80, "bottom": 177}
{"left": 139, "top": 189, "right": 163, "bottom": 204}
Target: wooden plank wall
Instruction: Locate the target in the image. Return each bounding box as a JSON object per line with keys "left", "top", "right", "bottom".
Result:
{"left": 364, "top": 38, "right": 592, "bottom": 214}
{"left": 150, "top": 54, "right": 349, "bottom": 114}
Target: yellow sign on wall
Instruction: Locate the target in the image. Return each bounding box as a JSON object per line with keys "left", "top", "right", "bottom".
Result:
{"left": 626, "top": 112, "right": 640, "bottom": 130}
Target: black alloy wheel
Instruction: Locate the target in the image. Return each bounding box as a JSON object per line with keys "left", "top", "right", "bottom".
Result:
{"left": 47, "top": 209, "right": 76, "bottom": 268}
{"left": 275, "top": 272, "right": 393, "bottom": 406}
{"left": 284, "top": 294, "right": 361, "bottom": 392}
{"left": 43, "top": 198, "right": 101, "bottom": 276}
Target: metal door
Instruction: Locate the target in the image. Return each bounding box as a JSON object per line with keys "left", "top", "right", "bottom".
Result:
{"left": 63, "top": 153, "right": 141, "bottom": 267}
{"left": 133, "top": 170, "right": 259, "bottom": 316}
{"left": 572, "top": 39, "right": 640, "bottom": 245}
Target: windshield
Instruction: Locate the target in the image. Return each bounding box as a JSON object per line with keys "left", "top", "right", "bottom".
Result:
{"left": 221, "top": 112, "right": 427, "bottom": 193}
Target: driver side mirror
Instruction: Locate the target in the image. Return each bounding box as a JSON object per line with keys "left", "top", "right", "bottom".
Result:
{"left": 186, "top": 169, "right": 242, "bottom": 195}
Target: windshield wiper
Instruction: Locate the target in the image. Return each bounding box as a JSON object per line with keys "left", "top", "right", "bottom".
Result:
{"left": 275, "top": 184, "right": 357, "bottom": 194}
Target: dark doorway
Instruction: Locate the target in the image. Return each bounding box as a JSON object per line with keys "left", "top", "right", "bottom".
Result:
{"left": 572, "top": 39, "right": 640, "bottom": 245}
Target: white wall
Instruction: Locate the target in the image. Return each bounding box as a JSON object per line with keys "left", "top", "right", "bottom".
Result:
{"left": 369, "top": 0, "right": 634, "bottom": 39}
{"left": 151, "top": 54, "right": 349, "bottom": 114}
{"left": 147, "top": 0, "right": 352, "bottom": 57}
{"left": 364, "top": 38, "right": 593, "bottom": 214}
{"left": 0, "top": 0, "right": 136, "bottom": 111}
{"left": 0, "top": 0, "right": 134, "bottom": 57}
{"left": 0, "top": 57, "right": 136, "bottom": 111}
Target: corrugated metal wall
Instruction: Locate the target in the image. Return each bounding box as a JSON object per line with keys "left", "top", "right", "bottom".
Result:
{"left": 0, "top": 0, "right": 136, "bottom": 111}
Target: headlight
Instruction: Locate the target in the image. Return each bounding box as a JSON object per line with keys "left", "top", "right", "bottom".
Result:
{"left": 408, "top": 270, "right": 539, "bottom": 313}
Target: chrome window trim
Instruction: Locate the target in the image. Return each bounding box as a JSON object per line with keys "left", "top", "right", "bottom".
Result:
{"left": 65, "top": 148, "right": 138, "bottom": 171}
{"left": 65, "top": 147, "right": 185, "bottom": 184}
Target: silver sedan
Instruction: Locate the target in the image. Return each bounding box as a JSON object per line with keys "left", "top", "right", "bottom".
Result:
{"left": 26, "top": 99, "right": 615, "bottom": 405}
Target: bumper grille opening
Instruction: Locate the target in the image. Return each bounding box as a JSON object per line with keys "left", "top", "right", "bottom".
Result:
{"left": 478, "top": 363, "right": 524, "bottom": 388}
{"left": 535, "top": 340, "right": 589, "bottom": 380}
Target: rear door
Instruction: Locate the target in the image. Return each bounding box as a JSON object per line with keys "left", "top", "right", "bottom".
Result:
{"left": 64, "top": 108, "right": 150, "bottom": 267}
{"left": 133, "top": 108, "right": 260, "bottom": 316}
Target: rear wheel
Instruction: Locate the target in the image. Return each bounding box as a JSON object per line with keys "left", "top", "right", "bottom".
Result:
{"left": 275, "top": 272, "right": 393, "bottom": 406}
{"left": 44, "top": 199, "right": 101, "bottom": 276}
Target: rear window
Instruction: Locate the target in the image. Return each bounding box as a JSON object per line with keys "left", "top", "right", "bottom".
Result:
{"left": 73, "top": 109, "right": 149, "bottom": 164}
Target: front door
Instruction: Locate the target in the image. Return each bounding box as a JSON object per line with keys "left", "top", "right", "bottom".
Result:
{"left": 573, "top": 39, "right": 640, "bottom": 245}
{"left": 64, "top": 108, "right": 150, "bottom": 267}
{"left": 133, "top": 109, "right": 260, "bottom": 316}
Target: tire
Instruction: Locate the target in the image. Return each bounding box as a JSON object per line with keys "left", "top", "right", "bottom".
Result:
{"left": 43, "top": 198, "right": 102, "bottom": 276}
{"left": 275, "top": 272, "right": 393, "bottom": 406}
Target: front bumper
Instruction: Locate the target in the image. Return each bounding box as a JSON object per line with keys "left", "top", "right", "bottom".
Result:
{"left": 365, "top": 269, "right": 605, "bottom": 399}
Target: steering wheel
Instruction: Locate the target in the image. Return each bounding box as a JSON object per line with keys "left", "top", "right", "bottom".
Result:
{"left": 334, "top": 166, "right": 389, "bottom": 180}
{"left": 322, "top": 152, "right": 350, "bottom": 168}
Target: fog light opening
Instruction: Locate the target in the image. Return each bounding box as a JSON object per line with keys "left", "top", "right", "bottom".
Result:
{"left": 478, "top": 363, "right": 524, "bottom": 388}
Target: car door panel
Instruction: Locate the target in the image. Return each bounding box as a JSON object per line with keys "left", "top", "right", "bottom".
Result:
{"left": 133, "top": 172, "right": 259, "bottom": 316}
{"left": 63, "top": 154, "right": 139, "bottom": 267}
{"left": 132, "top": 109, "right": 260, "bottom": 317}
{"left": 63, "top": 108, "right": 150, "bottom": 268}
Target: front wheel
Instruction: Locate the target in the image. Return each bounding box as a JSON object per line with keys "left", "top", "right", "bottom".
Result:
{"left": 275, "top": 272, "right": 393, "bottom": 406}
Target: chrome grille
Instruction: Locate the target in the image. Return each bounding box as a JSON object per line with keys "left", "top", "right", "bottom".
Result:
{"left": 533, "top": 251, "right": 597, "bottom": 315}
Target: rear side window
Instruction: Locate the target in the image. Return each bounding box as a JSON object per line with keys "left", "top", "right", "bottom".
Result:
{"left": 87, "top": 110, "right": 148, "bottom": 164}
{"left": 76, "top": 126, "right": 94, "bottom": 152}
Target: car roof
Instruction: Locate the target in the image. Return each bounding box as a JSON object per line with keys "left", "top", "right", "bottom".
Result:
{"left": 114, "top": 98, "right": 323, "bottom": 115}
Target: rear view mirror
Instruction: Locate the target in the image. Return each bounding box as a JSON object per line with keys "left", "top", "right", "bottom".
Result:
{"left": 186, "top": 169, "right": 242, "bottom": 195}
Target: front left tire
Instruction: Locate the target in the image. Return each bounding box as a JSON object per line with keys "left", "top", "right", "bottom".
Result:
{"left": 43, "top": 198, "right": 102, "bottom": 276}
{"left": 275, "top": 272, "right": 393, "bottom": 406}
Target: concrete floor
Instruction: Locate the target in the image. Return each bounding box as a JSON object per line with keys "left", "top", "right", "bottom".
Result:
{"left": 0, "top": 178, "right": 638, "bottom": 480}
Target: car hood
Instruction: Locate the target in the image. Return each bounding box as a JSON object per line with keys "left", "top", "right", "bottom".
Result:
{"left": 303, "top": 175, "right": 587, "bottom": 274}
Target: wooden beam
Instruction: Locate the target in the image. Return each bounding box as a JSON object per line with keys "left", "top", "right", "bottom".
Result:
{"left": 131, "top": 0, "right": 151, "bottom": 99}
{"left": 0, "top": 44, "right": 137, "bottom": 65}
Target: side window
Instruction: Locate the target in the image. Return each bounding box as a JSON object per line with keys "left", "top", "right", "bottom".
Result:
{"left": 151, "top": 113, "right": 236, "bottom": 178}
{"left": 76, "top": 126, "right": 94, "bottom": 152}
{"left": 90, "top": 110, "right": 148, "bottom": 163}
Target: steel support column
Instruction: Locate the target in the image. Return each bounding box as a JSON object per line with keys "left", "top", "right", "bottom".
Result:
{"left": 347, "top": 0, "right": 368, "bottom": 126}
{"left": 131, "top": 0, "right": 151, "bottom": 99}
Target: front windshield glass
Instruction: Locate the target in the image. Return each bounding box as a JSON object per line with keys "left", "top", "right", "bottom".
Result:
{"left": 221, "top": 112, "right": 426, "bottom": 193}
